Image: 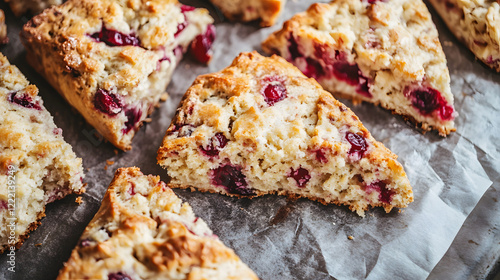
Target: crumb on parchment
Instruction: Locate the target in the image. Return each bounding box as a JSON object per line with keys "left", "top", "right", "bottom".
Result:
{"left": 75, "top": 196, "right": 83, "bottom": 204}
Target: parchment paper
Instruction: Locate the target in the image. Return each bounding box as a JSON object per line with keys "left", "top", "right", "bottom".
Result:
{"left": 0, "top": 0, "right": 499, "bottom": 279}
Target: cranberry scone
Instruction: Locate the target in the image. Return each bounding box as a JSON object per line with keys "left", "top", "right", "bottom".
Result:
{"left": 4, "top": 0, "right": 62, "bottom": 16}
{"left": 209, "top": 0, "right": 286, "bottom": 27}
{"left": 429, "top": 0, "right": 500, "bottom": 72}
{"left": 157, "top": 52, "right": 413, "bottom": 217}
{"left": 0, "top": 9, "right": 7, "bottom": 44}
{"left": 57, "top": 167, "right": 258, "bottom": 280}
{"left": 0, "top": 53, "right": 85, "bottom": 253}
{"left": 20, "top": 0, "right": 215, "bottom": 151}
{"left": 262, "top": 0, "right": 457, "bottom": 136}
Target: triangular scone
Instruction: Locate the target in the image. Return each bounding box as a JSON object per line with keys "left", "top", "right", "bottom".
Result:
{"left": 157, "top": 52, "right": 413, "bottom": 216}
{"left": 21, "top": 0, "right": 215, "bottom": 150}
{"left": 0, "top": 53, "right": 85, "bottom": 253}
{"left": 58, "top": 168, "right": 258, "bottom": 280}
{"left": 262, "top": 0, "right": 456, "bottom": 136}
{"left": 428, "top": 0, "right": 500, "bottom": 72}
{"left": 209, "top": 0, "right": 286, "bottom": 27}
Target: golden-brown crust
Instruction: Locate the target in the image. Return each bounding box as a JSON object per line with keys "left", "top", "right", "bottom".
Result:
{"left": 210, "top": 0, "right": 285, "bottom": 27}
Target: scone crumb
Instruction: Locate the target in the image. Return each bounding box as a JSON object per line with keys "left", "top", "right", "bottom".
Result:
{"left": 75, "top": 196, "right": 83, "bottom": 204}
{"left": 160, "top": 93, "right": 169, "bottom": 102}
{"left": 35, "top": 243, "right": 42, "bottom": 247}
{"left": 114, "top": 149, "right": 119, "bottom": 155}
{"left": 348, "top": 235, "right": 354, "bottom": 240}
{"left": 144, "top": 118, "right": 152, "bottom": 123}
{"left": 106, "top": 160, "right": 115, "bottom": 165}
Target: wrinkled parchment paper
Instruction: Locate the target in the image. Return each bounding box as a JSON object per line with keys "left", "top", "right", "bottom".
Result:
{"left": 1, "top": 0, "right": 499, "bottom": 279}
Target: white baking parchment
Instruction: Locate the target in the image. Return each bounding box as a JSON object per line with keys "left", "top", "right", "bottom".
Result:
{"left": 0, "top": 0, "right": 499, "bottom": 279}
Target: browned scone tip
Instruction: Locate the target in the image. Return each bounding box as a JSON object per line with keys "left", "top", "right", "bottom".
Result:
{"left": 209, "top": 0, "right": 286, "bottom": 27}
{"left": 57, "top": 167, "right": 258, "bottom": 280}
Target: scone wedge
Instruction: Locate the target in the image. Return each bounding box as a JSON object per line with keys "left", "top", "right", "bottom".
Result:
{"left": 428, "top": 0, "right": 500, "bottom": 72}
{"left": 20, "top": 0, "right": 215, "bottom": 151}
{"left": 157, "top": 52, "right": 413, "bottom": 217}
{"left": 262, "top": 0, "right": 456, "bottom": 136}
{"left": 0, "top": 53, "right": 85, "bottom": 253}
{"left": 57, "top": 167, "right": 258, "bottom": 280}
{"left": 209, "top": 0, "right": 286, "bottom": 27}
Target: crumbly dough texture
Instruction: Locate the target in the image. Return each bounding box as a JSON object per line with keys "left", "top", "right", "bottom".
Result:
{"left": 157, "top": 52, "right": 413, "bottom": 217}
{"left": 429, "top": 0, "right": 500, "bottom": 72}
{"left": 0, "top": 53, "right": 85, "bottom": 253}
{"left": 21, "top": 0, "right": 214, "bottom": 151}
{"left": 4, "top": 0, "right": 62, "bottom": 16}
{"left": 262, "top": 0, "right": 456, "bottom": 136}
{"left": 57, "top": 167, "right": 258, "bottom": 280}
{"left": 209, "top": 0, "right": 286, "bottom": 27}
{"left": 0, "top": 9, "right": 7, "bottom": 44}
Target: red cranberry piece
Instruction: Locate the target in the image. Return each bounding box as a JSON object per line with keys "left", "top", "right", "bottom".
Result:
{"left": 439, "top": 104, "right": 455, "bottom": 121}
{"left": 290, "top": 167, "right": 311, "bottom": 188}
{"left": 108, "top": 272, "right": 132, "bottom": 280}
{"left": 8, "top": 92, "right": 41, "bottom": 110}
{"left": 94, "top": 89, "right": 123, "bottom": 116}
{"left": 90, "top": 25, "right": 140, "bottom": 47}
{"left": 314, "top": 149, "right": 328, "bottom": 163}
{"left": 211, "top": 164, "right": 254, "bottom": 196}
{"left": 409, "top": 87, "right": 440, "bottom": 115}
{"left": 407, "top": 86, "right": 454, "bottom": 120}
{"left": 188, "top": 24, "right": 216, "bottom": 64}
{"left": 303, "top": 57, "right": 325, "bottom": 79}
{"left": 201, "top": 133, "right": 228, "bottom": 157}
{"left": 122, "top": 107, "right": 142, "bottom": 134}
{"left": 288, "top": 35, "right": 302, "bottom": 60}
{"left": 332, "top": 62, "right": 372, "bottom": 98}
{"left": 333, "top": 62, "right": 359, "bottom": 85}
{"left": 262, "top": 82, "right": 287, "bottom": 106}
{"left": 346, "top": 132, "right": 367, "bottom": 157}
{"left": 0, "top": 200, "right": 7, "bottom": 211}
{"left": 127, "top": 182, "right": 136, "bottom": 196}
{"left": 365, "top": 181, "right": 394, "bottom": 204}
